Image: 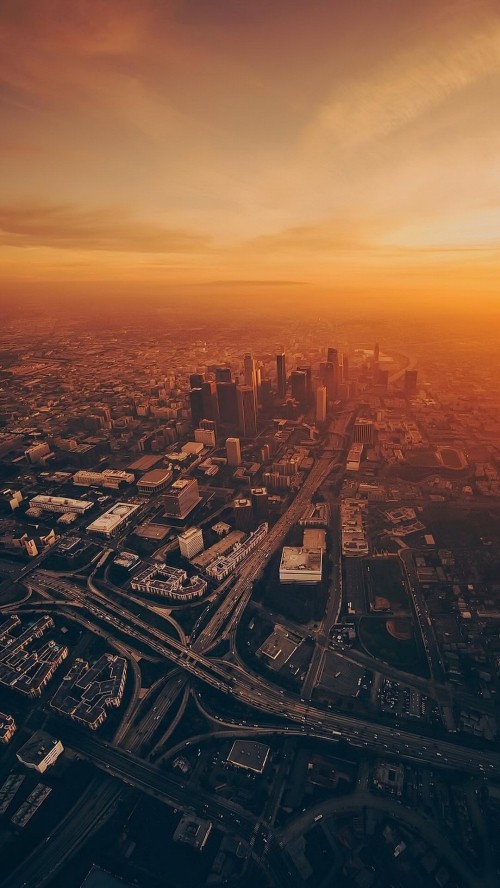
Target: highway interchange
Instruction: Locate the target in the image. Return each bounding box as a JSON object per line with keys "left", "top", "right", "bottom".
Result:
{"left": 2, "top": 408, "right": 499, "bottom": 887}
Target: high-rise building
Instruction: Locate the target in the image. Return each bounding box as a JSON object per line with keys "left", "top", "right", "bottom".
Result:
{"left": 201, "top": 381, "right": 219, "bottom": 424}
{"left": 226, "top": 437, "right": 241, "bottom": 466}
{"left": 374, "top": 343, "right": 380, "bottom": 363}
{"left": 163, "top": 478, "right": 201, "bottom": 519}
{"left": 316, "top": 385, "right": 327, "bottom": 423}
{"left": 215, "top": 367, "right": 232, "bottom": 383}
{"left": 233, "top": 497, "right": 254, "bottom": 532}
{"left": 320, "top": 361, "right": 335, "bottom": 403}
{"left": 327, "top": 347, "right": 339, "bottom": 365}
{"left": 237, "top": 385, "right": 257, "bottom": 437}
{"left": 190, "top": 373, "right": 204, "bottom": 389}
{"left": 276, "top": 353, "right": 286, "bottom": 399}
{"left": 251, "top": 487, "right": 269, "bottom": 522}
{"left": 260, "top": 379, "right": 273, "bottom": 411}
{"left": 297, "top": 365, "right": 312, "bottom": 404}
{"left": 291, "top": 370, "right": 308, "bottom": 407}
{"left": 178, "top": 527, "right": 204, "bottom": 559}
{"left": 189, "top": 387, "right": 204, "bottom": 428}
{"left": 404, "top": 369, "right": 418, "bottom": 398}
{"left": 243, "top": 353, "right": 256, "bottom": 391}
{"left": 217, "top": 381, "right": 238, "bottom": 426}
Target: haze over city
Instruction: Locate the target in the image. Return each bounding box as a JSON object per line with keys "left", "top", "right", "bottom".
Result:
{"left": 1, "top": 4, "right": 500, "bottom": 888}
{"left": 1, "top": 0, "right": 500, "bottom": 312}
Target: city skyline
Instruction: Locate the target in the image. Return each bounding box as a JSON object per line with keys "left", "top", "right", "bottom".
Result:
{"left": 1, "top": 0, "right": 499, "bottom": 310}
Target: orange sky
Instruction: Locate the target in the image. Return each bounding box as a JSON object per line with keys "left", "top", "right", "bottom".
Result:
{"left": 0, "top": 0, "right": 499, "bottom": 309}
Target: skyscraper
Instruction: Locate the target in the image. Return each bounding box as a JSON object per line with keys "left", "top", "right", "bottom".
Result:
{"left": 189, "top": 388, "right": 204, "bottom": 428}
{"left": 297, "top": 365, "right": 312, "bottom": 404}
{"left": 189, "top": 373, "right": 204, "bottom": 389}
{"left": 291, "top": 370, "right": 308, "bottom": 407}
{"left": 201, "top": 381, "right": 219, "bottom": 424}
{"left": 226, "top": 437, "right": 241, "bottom": 466}
{"left": 216, "top": 381, "right": 238, "bottom": 426}
{"left": 243, "top": 353, "right": 256, "bottom": 391}
{"left": 404, "top": 369, "right": 418, "bottom": 397}
{"left": 276, "top": 352, "right": 286, "bottom": 399}
{"left": 215, "top": 367, "right": 232, "bottom": 383}
{"left": 316, "top": 385, "right": 327, "bottom": 423}
{"left": 237, "top": 385, "right": 257, "bottom": 437}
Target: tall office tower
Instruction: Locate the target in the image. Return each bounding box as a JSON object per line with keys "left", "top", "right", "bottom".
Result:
{"left": 215, "top": 367, "right": 232, "bottom": 383}
{"left": 290, "top": 370, "right": 308, "bottom": 407}
{"left": 374, "top": 342, "right": 380, "bottom": 363}
{"left": 297, "top": 365, "right": 312, "bottom": 403}
{"left": 255, "top": 367, "right": 262, "bottom": 402}
{"left": 276, "top": 352, "right": 286, "bottom": 399}
{"left": 237, "top": 385, "right": 258, "bottom": 437}
{"left": 226, "top": 437, "right": 242, "bottom": 466}
{"left": 233, "top": 497, "right": 254, "bottom": 532}
{"left": 201, "top": 381, "right": 219, "bottom": 424}
{"left": 243, "top": 353, "right": 257, "bottom": 391}
{"left": 316, "top": 385, "right": 327, "bottom": 423}
{"left": 260, "top": 379, "right": 273, "bottom": 411}
{"left": 190, "top": 373, "right": 204, "bottom": 389}
{"left": 189, "top": 388, "right": 204, "bottom": 427}
{"left": 320, "top": 361, "right": 335, "bottom": 403}
{"left": 404, "top": 369, "right": 418, "bottom": 398}
{"left": 327, "top": 347, "right": 339, "bottom": 365}
{"left": 251, "top": 486, "right": 269, "bottom": 522}
{"left": 217, "top": 381, "right": 239, "bottom": 426}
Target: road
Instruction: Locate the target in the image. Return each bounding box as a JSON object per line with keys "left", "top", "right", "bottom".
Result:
{"left": 21, "top": 571, "right": 500, "bottom": 777}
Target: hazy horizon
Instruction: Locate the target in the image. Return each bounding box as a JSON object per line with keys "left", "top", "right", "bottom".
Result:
{"left": 1, "top": 0, "right": 499, "bottom": 313}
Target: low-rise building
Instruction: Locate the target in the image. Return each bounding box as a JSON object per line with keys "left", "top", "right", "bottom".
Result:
{"left": 16, "top": 731, "right": 63, "bottom": 773}
{"left": 227, "top": 739, "right": 270, "bottom": 774}
{"left": 29, "top": 494, "right": 93, "bottom": 515}
{"left": 86, "top": 502, "right": 140, "bottom": 537}
{"left": 0, "top": 712, "right": 16, "bottom": 744}
{"left": 51, "top": 654, "right": 127, "bottom": 730}
{"left": 72, "top": 469, "right": 135, "bottom": 489}
{"left": 131, "top": 564, "right": 207, "bottom": 600}
{"left": 137, "top": 466, "right": 173, "bottom": 495}
{"left": 279, "top": 546, "right": 323, "bottom": 583}
{"left": 205, "top": 523, "right": 268, "bottom": 582}
{"left": 173, "top": 815, "right": 212, "bottom": 851}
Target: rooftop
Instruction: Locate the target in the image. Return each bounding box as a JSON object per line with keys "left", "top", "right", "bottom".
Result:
{"left": 227, "top": 739, "right": 270, "bottom": 773}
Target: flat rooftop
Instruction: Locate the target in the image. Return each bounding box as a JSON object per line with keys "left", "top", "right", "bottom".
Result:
{"left": 17, "top": 731, "right": 61, "bottom": 766}
{"left": 280, "top": 546, "right": 322, "bottom": 572}
{"left": 133, "top": 522, "right": 170, "bottom": 541}
{"left": 227, "top": 739, "right": 270, "bottom": 773}
{"left": 87, "top": 502, "right": 140, "bottom": 534}
{"left": 138, "top": 468, "right": 172, "bottom": 484}
{"left": 127, "top": 455, "right": 163, "bottom": 472}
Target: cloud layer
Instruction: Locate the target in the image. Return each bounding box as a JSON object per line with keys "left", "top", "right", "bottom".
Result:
{"left": 0, "top": 0, "right": 499, "bottom": 302}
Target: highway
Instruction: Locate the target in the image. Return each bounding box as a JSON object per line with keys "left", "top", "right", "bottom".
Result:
{"left": 192, "top": 411, "right": 355, "bottom": 654}
{"left": 26, "top": 570, "right": 500, "bottom": 777}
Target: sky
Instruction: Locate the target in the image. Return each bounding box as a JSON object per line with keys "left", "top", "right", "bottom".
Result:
{"left": 0, "top": 0, "right": 499, "bottom": 311}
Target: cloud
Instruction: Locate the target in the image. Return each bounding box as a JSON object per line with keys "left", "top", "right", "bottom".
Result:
{"left": 199, "top": 279, "right": 307, "bottom": 286}
{"left": 306, "top": 14, "right": 500, "bottom": 152}
{"left": 0, "top": 202, "right": 210, "bottom": 253}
